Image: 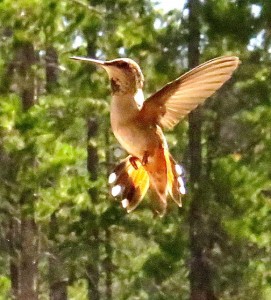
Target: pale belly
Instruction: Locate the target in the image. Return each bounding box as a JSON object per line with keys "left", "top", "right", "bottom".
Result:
{"left": 110, "top": 94, "right": 165, "bottom": 159}
{"left": 112, "top": 121, "right": 160, "bottom": 159}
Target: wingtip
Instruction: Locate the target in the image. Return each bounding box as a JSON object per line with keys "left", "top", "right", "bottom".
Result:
{"left": 230, "top": 55, "right": 241, "bottom": 64}
{"left": 212, "top": 55, "right": 240, "bottom": 66}
{"left": 227, "top": 55, "right": 241, "bottom": 66}
{"left": 230, "top": 56, "right": 241, "bottom": 70}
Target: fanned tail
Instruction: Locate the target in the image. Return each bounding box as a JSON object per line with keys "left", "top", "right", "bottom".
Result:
{"left": 108, "top": 156, "right": 149, "bottom": 213}
{"left": 108, "top": 152, "right": 186, "bottom": 215}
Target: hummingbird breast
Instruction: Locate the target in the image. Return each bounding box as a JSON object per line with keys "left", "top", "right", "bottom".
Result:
{"left": 110, "top": 95, "right": 164, "bottom": 159}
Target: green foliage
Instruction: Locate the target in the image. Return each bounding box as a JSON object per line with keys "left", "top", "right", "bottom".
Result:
{"left": 0, "top": 276, "right": 10, "bottom": 300}
{"left": 0, "top": 0, "right": 271, "bottom": 299}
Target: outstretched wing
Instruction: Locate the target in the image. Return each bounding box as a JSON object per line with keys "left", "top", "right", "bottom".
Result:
{"left": 139, "top": 56, "right": 240, "bottom": 129}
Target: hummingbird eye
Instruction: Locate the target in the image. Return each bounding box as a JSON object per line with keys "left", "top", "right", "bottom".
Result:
{"left": 110, "top": 78, "right": 121, "bottom": 93}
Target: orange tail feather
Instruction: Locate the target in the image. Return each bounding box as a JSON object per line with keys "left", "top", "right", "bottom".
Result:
{"left": 146, "top": 149, "right": 186, "bottom": 216}
{"left": 144, "top": 147, "right": 168, "bottom": 216}
{"left": 109, "top": 156, "right": 149, "bottom": 213}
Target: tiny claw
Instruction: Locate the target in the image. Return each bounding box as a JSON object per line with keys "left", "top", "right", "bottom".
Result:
{"left": 129, "top": 156, "right": 139, "bottom": 170}
{"left": 142, "top": 151, "right": 149, "bottom": 166}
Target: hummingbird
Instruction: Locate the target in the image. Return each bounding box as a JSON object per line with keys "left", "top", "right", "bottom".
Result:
{"left": 71, "top": 55, "right": 239, "bottom": 216}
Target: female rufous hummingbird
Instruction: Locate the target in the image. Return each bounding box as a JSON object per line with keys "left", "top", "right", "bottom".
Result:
{"left": 71, "top": 55, "right": 239, "bottom": 216}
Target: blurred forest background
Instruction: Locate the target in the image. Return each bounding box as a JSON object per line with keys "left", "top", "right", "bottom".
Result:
{"left": 0, "top": 0, "right": 271, "bottom": 299}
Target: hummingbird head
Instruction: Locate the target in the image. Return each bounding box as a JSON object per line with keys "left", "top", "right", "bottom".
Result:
{"left": 71, "top": 57, "right": 144, "bottom": 95}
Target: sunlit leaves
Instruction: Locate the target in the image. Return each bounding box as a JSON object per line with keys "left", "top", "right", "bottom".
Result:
{"left": 1, "top": 0, "right": 271, "bottom": 299}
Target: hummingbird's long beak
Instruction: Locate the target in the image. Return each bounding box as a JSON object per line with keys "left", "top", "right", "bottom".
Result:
{"left": 70, "top": 56, "right": 106, "bottom": 67}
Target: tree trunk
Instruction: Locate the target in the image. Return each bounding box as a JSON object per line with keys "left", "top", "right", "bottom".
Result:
{"left": 45, "top": 47, "right": 59, "bottom": 93}
{"left": 44, "top": 45, "right": 68, "bottom": 300}
{"left": 49, "top": 250, "right": 68, "bottom": 300}
{"left": 86, "top": 118, "right": 100, "bottom": 300}
{"left": 104, "top": 228, "right": 113, "bottom": 300}
{"left": 86, "top": 230, "right": 100, "bottom": 300}
{"left": 49, "top": 254, "right": 68, "bottom": 300}
{"left": 49, "top": 213, "right": 68, "bottom": 300}
{"left": 49, "top": 281, "right": 68, "bottom": 300}
{"left": 8, "top": 218, "right": 20, "bottom": 300}
{"left": 16, "top": 41, "right": 36, "bottom": 110}
{"left": 187, "top": 1, "right": 217, "bottom": 299}
{"left": 104, "top": 124, "right": 113, "bottom": 300}
{"left": 16, "top": 42, "right": 39, "bottom": 300}
{"left": 20, "top": 215, "right": 39, "bottom": 300}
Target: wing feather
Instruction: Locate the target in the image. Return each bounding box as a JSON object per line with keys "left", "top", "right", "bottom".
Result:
{"left": 139, "top": 56, "right": 240, "bottom": 129}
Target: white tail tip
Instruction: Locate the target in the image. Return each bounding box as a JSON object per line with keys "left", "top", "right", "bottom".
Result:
{"left": 175, "top": 164, "right": 183, "bottom": 175}
{"left": 111, "top": 185, "right": 122, "bottom": 197}
{"left": 179, "top": 185, "right": 186, "bottom": 195}
{"left": 108, "top": 172, "right": 117, "bottom": 184}
{"left": 121, "top": 198, "right": 129, "bottom": 209}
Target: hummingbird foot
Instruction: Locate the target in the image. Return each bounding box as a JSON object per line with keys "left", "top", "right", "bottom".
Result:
{"left": 129, "top": 156, "right": 140, "bottom": 170}
{"left": 142, "top": 151, "right": 149, "bottom": 166}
